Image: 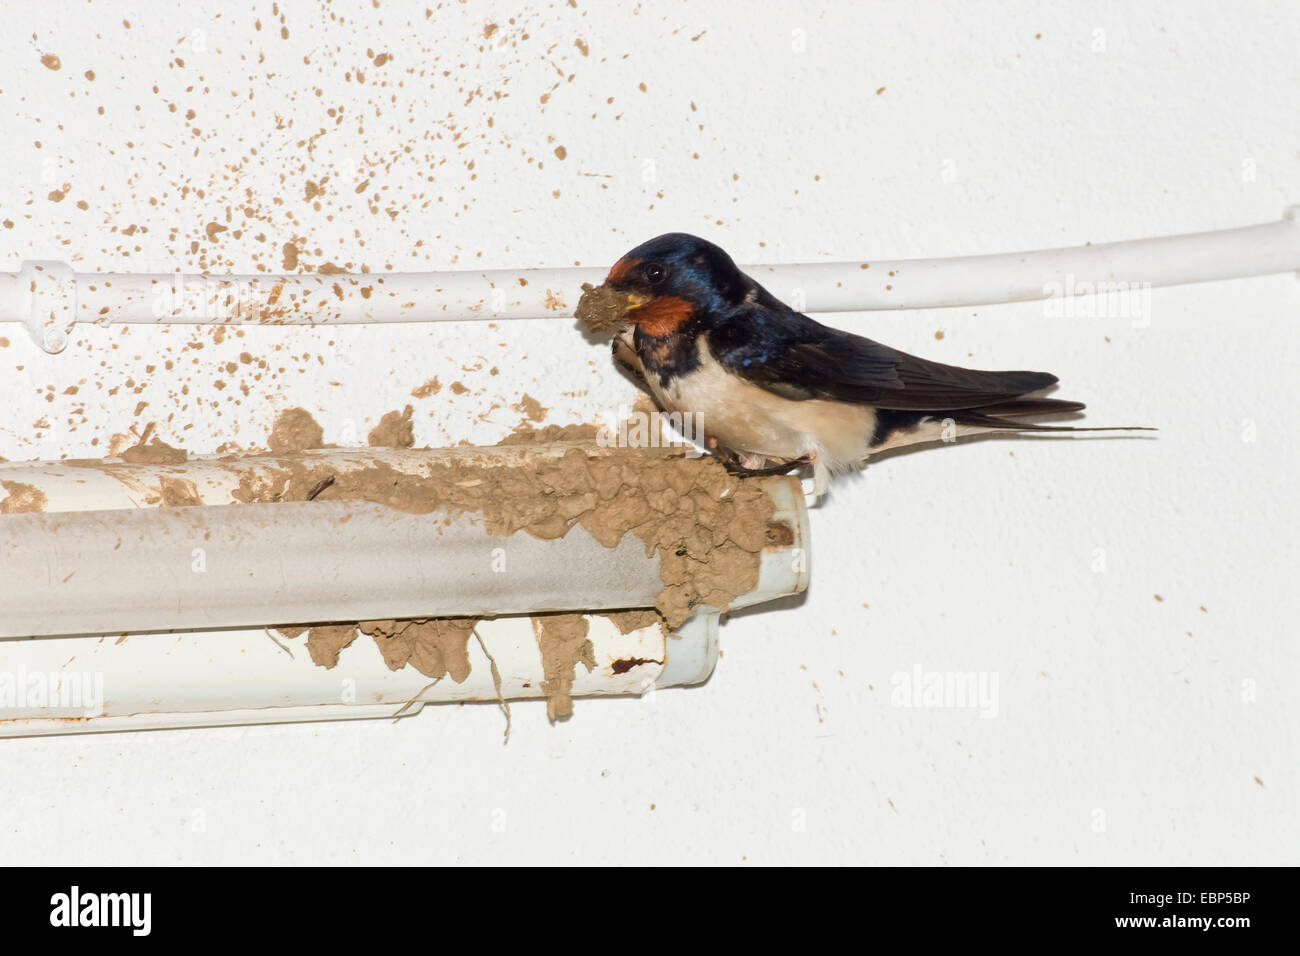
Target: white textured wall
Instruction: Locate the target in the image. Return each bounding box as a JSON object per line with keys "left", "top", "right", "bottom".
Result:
{"left": 1, "top": 0, "right": 1296, "bottom": 864}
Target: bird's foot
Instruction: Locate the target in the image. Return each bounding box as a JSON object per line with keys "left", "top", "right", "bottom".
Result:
{"left": 703, "top": 439, "right": 825, "bottom": 504}
{"left": 709, "top": 443, "right": 811, "bottom": 479}
{"left": 797, "top": 453, "right": 830, "bottom": 507}
{"left": 726, "top": 456, "right": 810, "bottom": 478}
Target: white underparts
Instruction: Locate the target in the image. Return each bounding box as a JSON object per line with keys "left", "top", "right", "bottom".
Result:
{"left": 637, "top": 336, "right": 996, "bottom": 495}
{"left": 647, "top": 339, "right": 874, "bottom": 487}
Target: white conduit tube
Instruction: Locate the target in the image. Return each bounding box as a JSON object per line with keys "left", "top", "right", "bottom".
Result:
{"left": 0, "top": 445, "right": 809, "bottom": 735}
{"left": 0, "top": 450, "right": 807, "bottom": 640}
{"left": 0, "top": 613, "right": 712, "bottom": 738}
{"left": 2, "top": 208, "right": 1297, "bottom": 352}
{"left": 0, "top": 612, "right": 719, "bottom": 737}
{"left": 1, "top": 500, "right": 670, "bottom": 638}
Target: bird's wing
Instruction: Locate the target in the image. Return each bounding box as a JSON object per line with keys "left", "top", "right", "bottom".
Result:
{"left": 707, "top": 307, "right": 1058, "bottom": 411}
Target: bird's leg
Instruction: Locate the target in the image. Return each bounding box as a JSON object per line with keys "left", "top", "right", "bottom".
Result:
{"left": 706, "top": 436, "right": 814, "bottom": 479}
{"left": 811, "top": 456, "right": 830, "bottom": 496}
{"left": 722, "top": 457, "right": 808, "bottom": 478}
{"left": 797, "top": 451, "right": 830, "bottom": 506}
{"left": 709, "top": 442, "right": 783, "bottom": 477}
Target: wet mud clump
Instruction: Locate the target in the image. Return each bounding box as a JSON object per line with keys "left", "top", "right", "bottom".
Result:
{"left": 367, "top": 404, "right": 415, "bottom": 448}
{"left": 268, "top": 407, "right": 325, "bottom": 453}
{"left": 168, "top": 408, "right": 782, "bottom": 720}
{"left": 533, "top": 614, "right": 595, "bottom": 721}
{"left": 119, "top": 423, "right": 188, "bottom": 465}
{"left": 574, "top": 282, "right": 631, "bottom": 333}
{"left": 360, "top": 617, "right": 478, "bottom": 682}
{"left": 235, "top": 443, "right": 774, "bottom": 630}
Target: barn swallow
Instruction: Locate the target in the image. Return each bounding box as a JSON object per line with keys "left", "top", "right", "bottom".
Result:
{"left": 599, "top": 232, "right": 1148, "bottom": 496}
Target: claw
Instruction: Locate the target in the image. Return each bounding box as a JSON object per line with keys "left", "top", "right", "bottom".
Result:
{"left": 801, "top": 451, "right": 830, "bottom": 506}
{"left": 712, "top": 449, "right": 812, "bottom": 478}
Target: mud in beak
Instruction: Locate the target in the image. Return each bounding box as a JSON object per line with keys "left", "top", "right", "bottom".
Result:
{"left": 575, "top": 282, "right": 644, "bottom": 333}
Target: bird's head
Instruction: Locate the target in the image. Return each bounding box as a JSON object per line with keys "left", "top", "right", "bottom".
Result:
{"left": 603, "top": 233, "right": 746, "bottom": 336}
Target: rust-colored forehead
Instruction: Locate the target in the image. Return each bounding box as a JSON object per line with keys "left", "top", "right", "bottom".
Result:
{"left": 606, "top": 256, "right": 640, "bottom": 285}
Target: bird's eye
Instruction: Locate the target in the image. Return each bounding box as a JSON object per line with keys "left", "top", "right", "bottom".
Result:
{"left": 643, "top": 262, "right": 666, "bottom": 285}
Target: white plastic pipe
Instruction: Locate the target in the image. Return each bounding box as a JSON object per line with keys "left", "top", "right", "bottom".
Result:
{"left": 0, "top": 450, "right": 807, "bottom": 640}
{"left": 0, "top": 500, "right": 668, "bottom": 638}
{"left": 0, "top": 444, "right": 613, "bottom": 513}
{"left": 0, "top": 444, "right": 808, "bottom": 735}
{"left": 3, "top": 208, "right": 1297, "bottom": 352}
{"left": 0, "top": 609, "right": 718, "bottom": 737}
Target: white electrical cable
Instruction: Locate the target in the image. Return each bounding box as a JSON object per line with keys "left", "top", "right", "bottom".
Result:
{"left": 2, "top": 208, "right": 1297, "bottom": 353}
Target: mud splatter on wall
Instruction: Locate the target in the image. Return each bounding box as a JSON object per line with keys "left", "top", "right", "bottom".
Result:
{"left": 2, "top": 2, "right": 756, "bottom": 463}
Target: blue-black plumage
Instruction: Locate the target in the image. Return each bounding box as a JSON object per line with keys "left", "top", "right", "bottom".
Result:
{"left": 601, "top": 232, "right": 1148, "bottom": 493}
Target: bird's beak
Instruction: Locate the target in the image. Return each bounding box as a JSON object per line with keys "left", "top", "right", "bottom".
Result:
{"left": 622, "top": 291, "right": 652, "bottom": 311}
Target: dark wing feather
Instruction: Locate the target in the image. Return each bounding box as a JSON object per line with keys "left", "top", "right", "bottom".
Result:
{"left": 708, "top": 304, "right": 1058, "bottom": 412}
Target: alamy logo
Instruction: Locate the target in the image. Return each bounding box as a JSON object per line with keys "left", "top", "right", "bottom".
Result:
{"left": 890, "top": 664, "right": 999, "bottom": 718}
{"left": 0, "top": 666, "right": 103, "bottom": 717}
{"left": 1043, "top": 274, "right": 1152, "bottom": 326}
{"left": 49, "top": 886, "right": 151, "bottom": 936}
{"left": 596, "top": 404, "right": 704, "bottom": 455}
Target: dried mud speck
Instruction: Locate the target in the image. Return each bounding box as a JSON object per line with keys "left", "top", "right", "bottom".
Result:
{"left": 1, "top": 481, "right": 48, "bottom": 514}
{"left": 411, "top": 377, "right": 442, "bottom": 398}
